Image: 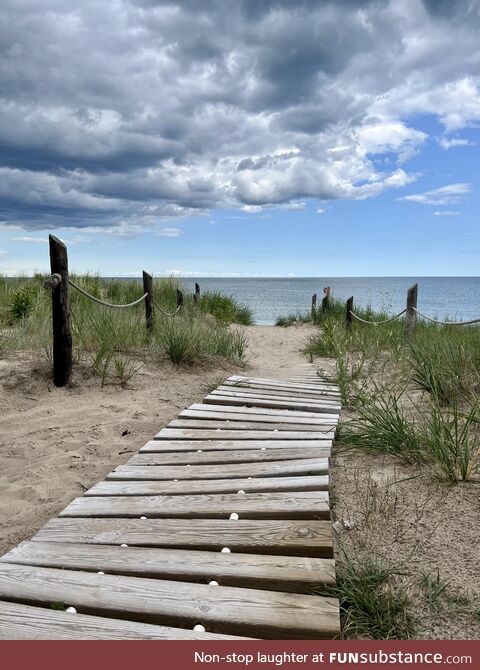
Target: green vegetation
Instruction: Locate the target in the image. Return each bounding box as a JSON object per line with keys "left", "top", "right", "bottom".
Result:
{"left": 0, "top": 274, "right": 251, "bottom": 382}
{"left": 319, "top": 556, "right": 415, "bottom": 639}
{"left": 305, "top": 291, "right": 480, "bottom": 483}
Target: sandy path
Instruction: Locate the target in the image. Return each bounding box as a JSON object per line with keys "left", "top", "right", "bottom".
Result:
{"left": 0, "top": 324, "right": 314, "bottom": 555}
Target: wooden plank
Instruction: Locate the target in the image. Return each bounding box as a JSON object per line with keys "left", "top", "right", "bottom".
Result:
{"left": 183, "top": 403, "right": 339, "bottom": 423}
{"left": 128, "top": 447, "right": 331, "bottom": 466}
{"left": 0, "top": 600, "right": 250, "bottom": 640}
{"left": 204, "top": 394, "right": 341, "bottom": 414}
{"left": 85, "top": 475, "right": 330, "bottom": 497}
{"left": 108, "top": 458, "right": 329, "bottom": 481}
{"left": 215, "top": 385, "right": 340, "bottom": 400}
{"left": 34, "top": 518, "right": 334, "bottom": 557}
{"left": 141, "top": 439, "right": 333, "bottom": 452}
{"left": 212, "top": 387, "right": 341, "bottom": 403}
{"left": 155, "top": 428, "right": 336, "bottom": 440}
{"left": 0, "top": 564, "right": 339, "bottom": 639}
{"left": 2, "top": 541, "right": 335, "bottom": 593}
{"left": 167, "top": 419, "right": 337, "bottom": 432}
{"left": 226, "top": 375, "right": 339, "bottom": 392}
{"left": 59, "top": 491, "right": 330, "bottom": 520}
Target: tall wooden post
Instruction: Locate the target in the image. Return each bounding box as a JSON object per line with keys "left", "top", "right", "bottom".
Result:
{"left": 405, "top": 283, "right": 418, "bottom": 339}
{"left": 311, "top": 293, "right": 317, "bottom": 320}
{"left": 176, "top": 289, "right": 184, "bottom": 309}
{"left": 142, "top": 271, "right": 154, "bottom": 336}
{"left": 193, "top": 282, "right": 201, "bottom": 305}
{"left": 49, "top": 235, "right": 72, "bottom": 387}
{"left": 346, "top": 296, "right": 354, "bottom": 331}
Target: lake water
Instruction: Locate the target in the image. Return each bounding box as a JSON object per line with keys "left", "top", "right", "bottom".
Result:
{"left": 178, "top": 277, "right": 480, "bottom": 325}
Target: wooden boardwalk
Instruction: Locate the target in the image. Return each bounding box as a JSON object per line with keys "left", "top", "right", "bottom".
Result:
{"left": 0, "top": 364, "right": 341, "bottom": 639}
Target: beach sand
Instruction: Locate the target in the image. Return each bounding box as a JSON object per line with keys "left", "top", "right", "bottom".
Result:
{"left": 0, "top": 324, "right": 315, "bottom": 556}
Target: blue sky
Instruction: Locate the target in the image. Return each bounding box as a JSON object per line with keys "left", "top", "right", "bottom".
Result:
{"left": 1, "top": 1, "right": 480, "bottom": 276}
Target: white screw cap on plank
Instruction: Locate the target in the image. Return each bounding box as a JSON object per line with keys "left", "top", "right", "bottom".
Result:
{"left": 221, "top": 547, "right": 231, "bottom": 553}
{"left": 229, "top": 512, "right": 239, "bottom": 520}
{"left": 65, "top": 607, "right": 77, "bottom": 614}
{"left": 193, "top": 624, "right": 206, "bottom": 632}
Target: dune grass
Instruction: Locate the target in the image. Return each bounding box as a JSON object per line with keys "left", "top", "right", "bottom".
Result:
{"left": 305, "top": 291, "right": 480, "bottom": 483}
{"left": 319, "top": 555, "right": 415, "bottom": 639}
{"left": 0, "top": 274, "right": 250, "bottom": 383}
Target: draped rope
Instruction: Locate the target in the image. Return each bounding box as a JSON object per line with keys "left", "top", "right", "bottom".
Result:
{"left": 153, "top": 298, "right": 182, "bottom": 317}
{"left": 68, "top": 279, "right": 147, "bottom": 308}
{"left": 350, "top": 308, "right": 406, "bottom": 325}
{"left": 413, "top": 308, "right": 480, "bottom": 327}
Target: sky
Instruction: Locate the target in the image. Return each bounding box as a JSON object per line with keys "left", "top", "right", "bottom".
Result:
{"left": 1, "top": 0, "right": 480, "bottom": 277}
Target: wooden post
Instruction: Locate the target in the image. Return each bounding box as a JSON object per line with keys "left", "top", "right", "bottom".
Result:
{"left": 49, "top": 235, "right": 72, "bottom": 387}
{"left": 346, "top": 296, "right": 354, "bottom": 331}
{"left": 142, "top": 271, "right": 154, "bottom": 336}
{"left": 176, "top": 289, "right": 184, "bottom": 309}
{"left": 322, "top": 287, "right": 331, "bottom": 312}
{"left": 405, "top": 283, "right": 418, "bottom": 339}
{"left": 311, "top": 293, "right": 317, "bottom": 320}
{"left": 193, "top": 282, "right": 201, "bottom": 305}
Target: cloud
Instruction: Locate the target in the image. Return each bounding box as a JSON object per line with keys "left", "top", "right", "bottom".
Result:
{"left": 437, "top": 137, "right": 474, "bottom": 149}
{"left": 10, "top": 236, "right": 47, "bottom": 243}
{"left": 157, "top": 227, "right": 184, "bottom": 237}
{"left": 400, "top": 183, "right": 471, "bottom": 206}
{"left": 433, "top": 210, "right": 461, "bottom": 216}
{"left": 316, "top": 208, "right": 326, "bottom": 214}
{"left": 1, "top": 0, "right": 480, "bottom": 233}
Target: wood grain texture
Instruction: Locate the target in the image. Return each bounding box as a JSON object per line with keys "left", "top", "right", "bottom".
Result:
{"left": 0, "top": 564, "right": 339, "bottom": 638}
{"left": 208, "top": 390, "right": 341, "bottom": 411}
{"left": 156, "top": 427, "right": 336, "bottom": 439}
{"left": 107, "top": 458, "right": 329, "bottom": 481}
{"left": 2, "top": 541, "right": 336, "bottom": 592}
{"left": 226, "top": 375, "right": 339, "bottom": 392}
{"left": 33, "top": 518, "right": 334, "bottom": 556}
{"left": 59, "top": 491, "right": 330, "bottom": 520}
{"left": 167, "top": 419, "right": 337, "bottom": 432}
{"left": 85, "top": 475, "right": 330, "bottom": 497}
{"left": 182, "top": 403, "right": 339, "bottom": 423}
{"left": 141, "top": 438, "right": 333, "bottom": 452}
{"left": 219, "top": 383, "right": 341, "bottom": 399}
{"left": 0, "top": 600, "right": 249, "bottom": 640}
{"left": 128, "top": 446, "right": 331, "bottom": 465}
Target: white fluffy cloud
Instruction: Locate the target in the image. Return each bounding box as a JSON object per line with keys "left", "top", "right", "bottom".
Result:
{"left": 1, "top": 0, "right": 479, "bottom": 232}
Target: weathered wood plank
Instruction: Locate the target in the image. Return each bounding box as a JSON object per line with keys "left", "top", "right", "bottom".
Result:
{"left": 210, "top": 389, "right": 340, "bottom": 412}
{"left": 85, "top": 475, "right": 330, "bottom": 497}
{"left": 108, "top": 458, "right": 329, "bottom": 481}
{"left": 154, "top": 430, "right": 335, "bottom": 441}
{"left": 141, "top": 438, "right": 333, "bottom": 452}
{"left": 60, "top": 491, "right": 330, "bottom": 520}
{"left": 34, "top": 518, "right": 334, "bottom": 556}
{"left": 213, "top": 387, "right": 340, "bottom": 402}
{"left": 204, "top": 394, "right": 341, "bottom": 414}
{"left": 183, "top": 403, "right": 339, "bottom": 423}
{"left": 0, "top": 600, "right": 250, "bottom": 640}
{"left": 0, "top": 564, "right": 339, "bottom": 639}
{"left": 226, "top": 376, "right": 339, "bottom": 392}
{"left": 168, "top": 420, "right": 337, "bottom": 433}
{"left": 1, "top": 541, "right": 336, "bottom": 592}
{"left": 128, "top": 447, "right": 330, "bottom": 466}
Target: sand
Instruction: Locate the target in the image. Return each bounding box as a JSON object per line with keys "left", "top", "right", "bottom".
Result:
{"left": 0, "top": 324, "right": 314, "bottom": 556}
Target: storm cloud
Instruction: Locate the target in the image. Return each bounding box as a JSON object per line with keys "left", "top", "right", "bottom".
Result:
{"left": 1, "top": 0, "right": 480, "bottom": 231}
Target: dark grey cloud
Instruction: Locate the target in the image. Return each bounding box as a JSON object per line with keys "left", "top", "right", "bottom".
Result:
{"left": 0, "top": 0, "right": 479, "bottom": 232}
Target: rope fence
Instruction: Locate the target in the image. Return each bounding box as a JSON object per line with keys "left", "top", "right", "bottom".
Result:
{"left": 337, "top": 283, "right": 480, "bottom": 339}
{"left": 412, "top": 308, "right": 480, "bottom": 327}
{"left": 350, "top": 308, "right": 406, "bottom": 325}
{"left": 68, "top": 279, "right": 148, "bottom": 308}
{"left": 153, "top": 298, "right": 182, "bottom": 317}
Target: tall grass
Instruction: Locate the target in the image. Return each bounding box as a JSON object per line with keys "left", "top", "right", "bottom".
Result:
{"left": 319, "top": 555, "right": 415, "bottom": 639}
{"left": 0, "top": 275, "right": 249, "bottom": 382}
